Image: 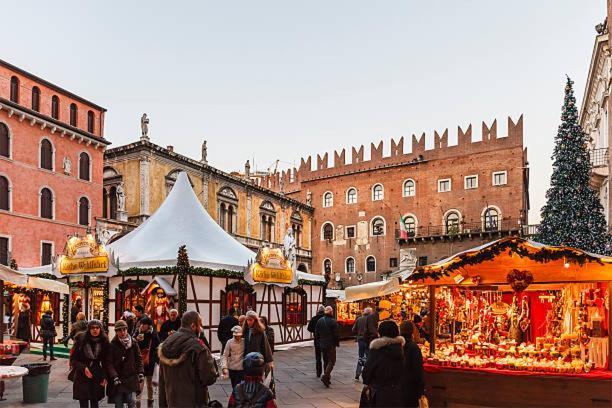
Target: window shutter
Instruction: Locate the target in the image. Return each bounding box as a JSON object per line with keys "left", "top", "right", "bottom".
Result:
{"left": 0, "top": 237, "right": 8, "bottom": 265}
{"left": 0, "top": 176, "right": 9, "bottom": 211}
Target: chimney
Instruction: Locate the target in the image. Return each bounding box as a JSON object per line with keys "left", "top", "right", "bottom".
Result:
{"left": 167, "top": 145, "right": 174, "bottom": 152}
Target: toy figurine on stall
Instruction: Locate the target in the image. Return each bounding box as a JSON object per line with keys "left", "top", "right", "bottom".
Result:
{"left": 519, "top": 295, "right": 531, "bottom": 343}
{"left": 508, "top": 295, "right": 522, "bottom": 343}
{"left": 146, "top": 288, "right": 174, "bottom": 332}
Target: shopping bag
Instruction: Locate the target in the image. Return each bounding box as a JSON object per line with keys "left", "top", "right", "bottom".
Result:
{"left": 151, "top": 363, "right": 159, "bottom": 386}
{"left": 418, "top": 395, "right": 429, "bottom": 408}
{"left": 263, "top": 368, "right": 276, "bottom": 397}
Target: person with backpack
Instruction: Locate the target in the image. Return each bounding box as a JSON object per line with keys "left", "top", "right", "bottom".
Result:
{"left": 40, "top": 310, "right": 57, "bottom": 361}
{"left": 227, "top": 352, "right": 277, "bottom": 408}
{"left": 158, "top": 311, "right": 217, "bottom": 408}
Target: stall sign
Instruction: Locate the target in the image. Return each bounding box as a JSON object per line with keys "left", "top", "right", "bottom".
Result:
{"left": 59, "top": 234, "right": 109, "bottom": 275}
{"left": 248, "top": 247, "right": 293, "bottom": 285}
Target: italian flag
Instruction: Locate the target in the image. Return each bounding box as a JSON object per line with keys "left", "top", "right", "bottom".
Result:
{"left": 399, "top": 215, "right": 408, "bottom": 239}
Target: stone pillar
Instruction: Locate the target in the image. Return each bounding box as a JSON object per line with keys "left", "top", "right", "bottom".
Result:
{"left": 246, "top": 189, "right": 252, "bottom": 237}
{"left": 201, "top": 171, "right": 210, "bottom": 210}
{"left": 139, "top": 155, "right": 150, "bottom": 217}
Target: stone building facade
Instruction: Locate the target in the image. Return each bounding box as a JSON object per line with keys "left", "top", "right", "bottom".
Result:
{"left": 0, "top": 59, "right": 109, "bottom": 267}
{"left": 100, "top": 138, "right": 314, "bottom": 271}
{"left": 260, "top": 116, "right": 529, "bottom": 287}
{"left": 581, "top": 11, "right": 612, "bottom": 226}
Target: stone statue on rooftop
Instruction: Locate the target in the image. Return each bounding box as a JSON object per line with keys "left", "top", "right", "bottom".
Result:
{"left": 141, "top": 113, "right": 149, "bottom": 140}
{"left": 201, "top": 141, "right": 208, "bottom": 164}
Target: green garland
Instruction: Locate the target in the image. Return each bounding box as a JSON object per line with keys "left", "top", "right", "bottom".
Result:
{"left": 102, "top": 279, "right": 109, "bottom": 331}
{"left": 177, "top": 245, "right": 189, "bottom": 315}
{"left": 297, "top": 278, "right": 326, "bottom": 287}
{"left": 69, "top": 280, "right": 107, "bottom": 289}
{"left": 62, "top": 294, "right": 69, "bottom": 337}
{"left": 119, "top": 266, "right": 243, "bottom": 279}
{"left": 226, "top": 280, "right": 254, "bottom": 293}
{"left": 33, "top": 273, "right": 57, "bottom": 280}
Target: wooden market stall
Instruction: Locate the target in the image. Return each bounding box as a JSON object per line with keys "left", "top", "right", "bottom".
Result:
{"left": 411, "top": 236, "right": 612, "bottom": 408}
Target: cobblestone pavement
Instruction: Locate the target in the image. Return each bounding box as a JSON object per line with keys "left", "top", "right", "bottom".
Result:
{"left": 2, "top": 341, "right": 361, "bottom": 407}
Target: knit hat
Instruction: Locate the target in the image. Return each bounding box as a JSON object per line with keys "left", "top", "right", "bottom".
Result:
{"left": 88, "top": 319, "right": 103, "bottom": 329}
{"left": 114, "top": 320, "right": 128, "bottom": 331}
{"left": 231, "top": 325, "right": 242, "bottom": 336}
{"left": 245, "top": 310, "right": 258, "bottom": 320}
{"left": 243, "top": 352, "right": 265, "bottom": 377}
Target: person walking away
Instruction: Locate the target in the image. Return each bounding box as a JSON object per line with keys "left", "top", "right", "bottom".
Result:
{"left": 71, "top": 297, "right": 83, "bottom": 324}
{"left": 307, "top": 305, "right": 325, "bottom": 377}
{"left": 218, "top": 308, "right": 239, "bottom": 353}
{"left": 132, "top": 305, "right": 147, "bottom": 337}
{"left": 352, "top": 307, "right": 376, "bottom": 380}
{"left": 159, "top": 309, "right": 180, "bottom": 341}
{"left": 64, "top": 312, "right": 88, "bottom": 347}
{"left": 158, "top": 311, "right": 217, "bottom": 408}
{"left": 259, "top": 316, "right": 275, "bottom": 353}
{"left": 400, "top": 321, "right": 425, "bottom": 408}
{"left": 227, "top": 352, "right": 277, "bottom": 408}
{"left": 106, "top": 320, "right": 144, "bottom": 408}
{"left": 314, "top": 306, "right": 339, "bottom": 387}
{"left": 40, "top": 310, "right": 57, "bottom": 361}
{"left": 70, "top": 319, "right": 109, "bottom": 408}
{"left": 16, "top": 302, "right": 31, "bottom": 343}
{"left": 360, "top": 320, "right": 405, "bottom": 407}
{"left": 135, "top": 317, "right": 159, "bottom": 408}
{"left": 242, "top": 311, "right": 273, "bottom": 368}
{"left": 222, "top": 325, "right": 244, "bottom": 388}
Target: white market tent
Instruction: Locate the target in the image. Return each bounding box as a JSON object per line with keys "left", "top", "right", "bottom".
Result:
{"left": 108, "top": 171, "right": 255, "bottom": 272}
{"left": 343, "top": 278, "right": 401, "bottom": 302}
{"left": 0, "top": 264, "right": 68, "bottom": 294}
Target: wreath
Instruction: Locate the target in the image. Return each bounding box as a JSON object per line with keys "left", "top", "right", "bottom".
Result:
{"left": 506, "top": 269, "right": 533, "bottom": 292}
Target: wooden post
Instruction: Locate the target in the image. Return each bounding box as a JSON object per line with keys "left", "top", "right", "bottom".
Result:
{"left": 84, "top": 275, "right": 90, "bottom": 320}
{"left": 0, "top": 279, "right": 3, "bottom": 344}
{"left": 608, "top": 282, "right": 612, "bottom": 371}
{"left": 429, "top": 285, "right": 436, "bottom": 355}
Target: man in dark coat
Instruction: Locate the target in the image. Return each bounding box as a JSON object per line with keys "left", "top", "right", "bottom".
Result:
{"left": 40, "top": 310, "right": 57, "bottom": 361}
{"left": 314, "top": 306, "right": 339, "bottom": 387}
{"left": 158, "top": 311, "right": 217, "bottom": 408}
{"left": 135, "top": 317, "right": 160, "bottom": 408}
{"left": 361, "top": 320, "right": 405, "bottom": 407}
{"left": 159, "top": 309, "right": 180, "bottom": 341}
{"left": 352, "top": 307, "right": 377, "bottom": 379}
{"left": 400, "top": 321, "right": 425, "bottom": 408}
{"left": 307, "top": 305, "right": 325, "bottom": 377}
{"left": 106, "top": 319, "right": 144, "bottom": 407}
{"left": 64, "top": 312, "right": 88, "bottom": 347}
{"left": 218, "top": 308, "right": 239, "bottom": 354}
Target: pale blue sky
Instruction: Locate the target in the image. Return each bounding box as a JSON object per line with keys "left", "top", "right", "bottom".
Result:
{"left": 2, "top": 1, "right": 605, "bottom": 223}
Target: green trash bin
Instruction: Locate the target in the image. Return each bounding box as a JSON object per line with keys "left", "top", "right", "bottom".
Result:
{"left": 21, "top": 363, "right": 51, "bottom": 404}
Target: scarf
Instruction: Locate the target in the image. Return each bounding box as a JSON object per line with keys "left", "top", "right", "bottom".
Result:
{"left": 120, "top": 335, "right": 132, "bottom": 349}
{"left": 84, "top": 336, "right": 103, "bottom": 360}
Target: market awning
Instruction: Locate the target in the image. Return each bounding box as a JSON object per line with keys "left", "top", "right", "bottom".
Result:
{"left": 343, "top": 278, "right": 401, "bottom": 302}
{"left": 0, "top": 265, "right": 27, "bottom": 285}
{"left": 0, "top": 265, "right": 68, "bottom": 294}
{"left": 326, "top": 289, "right": 346, "bottom": 301}
{"left": 296, "top": 271, "right": 326, "bottom": 283}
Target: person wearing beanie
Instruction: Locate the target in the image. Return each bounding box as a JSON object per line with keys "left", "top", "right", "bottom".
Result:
{"left": 307, "top": 305, "right": 326, "bottom": 377}
{"left": 107, "top": 319, "right": 145, "bottom": 408}
{"left": 222, "top": 325, "right": 244, "bottom": 388}
{"left": 242, "top": 310, "right": 273, "bottom": 368}
{"left": 40, "top": 310, "right": 57, "bottom": 361}
{"left": 227, "top": 352, "right": 277, "bottom": 408}
{"left": 70, "top": 318, "right": 110, "bottom": 407}
{"left": 135, "top": 316, "right": 160, "bottom": 408}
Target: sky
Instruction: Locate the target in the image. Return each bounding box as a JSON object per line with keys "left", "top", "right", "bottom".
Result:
{"left": 2, "top": 1, "right": 605, "bottom": 223}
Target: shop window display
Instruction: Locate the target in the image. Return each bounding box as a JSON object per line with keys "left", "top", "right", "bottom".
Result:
{"left": 115, "top": 280, "right": 148, "bottom": 322}
{"left": 221, "top": 281, "right": 256, "bottom": 317}
{"left": 283, "top": 288, "right": 306, "bottom": 325}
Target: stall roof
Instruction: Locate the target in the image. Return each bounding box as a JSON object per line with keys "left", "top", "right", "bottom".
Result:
{"left": 297, "top": 271, "right": 326, "bottom": 283}
{"left": 326, "top": 289, "right": 346, "bottom": 301}
{"left": 343, "top": 278, "right": 401, "bottom": 302}
{"left": 414, "top": 236, "right": 612, "bottom": 285}
{"left": 141, "top": 276, "right": 177, "bottom": 296}
{"left": 108, "top": 172, "right": 255, "bottom": 272}
{"left": 1, "top": 265, "right": 68, "bottom": 294}
{"left": 0, "top": 265, "right": 28, "bottom": 285}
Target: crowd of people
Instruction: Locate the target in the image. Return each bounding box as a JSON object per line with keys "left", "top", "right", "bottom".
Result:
{"left": 60, "top": 305, "right": 277, "bottom": 408}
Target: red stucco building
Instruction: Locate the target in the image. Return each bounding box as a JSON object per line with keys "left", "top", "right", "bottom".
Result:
{"left": 0, "top": 59, "right": 109, "bottom": 268}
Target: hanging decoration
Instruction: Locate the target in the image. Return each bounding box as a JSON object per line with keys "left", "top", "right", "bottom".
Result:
{"left": 62, "top": 294, "right": 69, "bottom": 338}
{"left": 176, "top": 245, "right": 189, "bottom": 315}
{"left": 506, "top": 269, "right": 534, "bottom": 292}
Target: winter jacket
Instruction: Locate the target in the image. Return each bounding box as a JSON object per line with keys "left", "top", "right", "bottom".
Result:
{"left": 69, "top": 320, "right": 89, "bottom": 340}
{"left": 136, "top": 329, "right": 160, "bottom": 376}
{"left": 158, "top": 328, "right": 217, "bottom": 408}
{"left": 16, "top": 310, "right": 31, "bottom": 342}
{"left": 222, "top": 337, "right": 244, "bottom": 371}
{"left": 243, "top": 328, "right": 273, "bottom": 364}
{"left": 314, "top": 315, "right": 339, "bottom": 350}
{"left": 227, "top": 380, "right": 277, "bottom": 408}
{"left": 307, "top": 311, "right": 324, "bottom": 345}
{"left": 40, "top": 313, "right": 56, "bottom": 340}
{"left": 352, "top": 315, "right": 377, "bottom": 341}
{"left": 70, "top": 332, "right": 110, "bottom": 402}
{"left": 218, "top": 314, "right": 239, "bottom": 345}
{"left": 401, "top": 337, "right": 425, "bottom": 407}
{"left": 361, "top": 336, "right": 405, "bottom": 408}
{"left": 264, "top": 326, "right": 275, "bottom": 353}
{"left": 159, "top": 318, "right": 181, "bottom": 341}
{"left": 106, "top": 335, "right": 144, "bottom": 400}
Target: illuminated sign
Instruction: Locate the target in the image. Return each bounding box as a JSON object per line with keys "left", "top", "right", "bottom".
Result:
{"left": 59, "top": 234, "right": 109, "bottom": 275}
{"left": 248, "top": 247, "right": 293, "bottom": 285}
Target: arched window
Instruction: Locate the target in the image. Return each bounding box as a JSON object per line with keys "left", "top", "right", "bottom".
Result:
{"left": 371, "top": 217, "right": 385, "bottom": 236}
{"left": 483, "top": 207, "right": 500, "bottom": 232}
{"left": 0, "top": 123, "right": 9, "bottom": 158}
{"left": 445, "top": 211, "right": 461, "bottom": 234}
{"left": 259, "top": 201, "right": 276, "bottom": 242}
{"left": 0, "top": 176, "right": 9, "bottom": 211}
{"left": 366, "top": 256, "right": 376, "bottom": 273}
{"left": 291, "top": 212, "right": 303, "bottom": 248}
{"left": 218, "top": 187, "right": 238, "bottom": 234}
{"left": 87, "top": 111, "right": 95, "bottom": 133}
{"left": 372, "top": 184, "right": 384, "bottom": 201}
{"left": 345, "top": 257, "right": 355, "bottom": 273}
{"left": 79, "top": 152, "right": 90, "bottom": 181}
{"left": 10, "top": 76, "right": 19, "bottom": 103}
{"left": 322, "top": 222, "right": 334, "bottom": 241}
{"left": 78, "top": 197, "right": 89, "bottom": 226}
{"left": 40, "top": 188, "right": 53, "bottom": 219}
{"left": 283, "top": 287, "right": 307, "bottom": 325}
{"left": 346, "top": 188, "right": 357, "bottom": 204}
{"left": 31, "top": 86, "right": 40, "bottom": 112}
{"left": 403, "top": 179, "right": 416, "bottom": 197}
{"left": 402, "top": 214, "right": 417, "bottom": 237}
{"left": 109, "top": 186, "right": 117, "bottom": 220}
{"left": 323, "top": 191, "right": 333, "bottom": 208}
{"left": 40, "top": 139, "right": 53, "bottom": 170}
{"left": 221, "top": 281, "right": 255, "bottom": 317}
{"left": 51, "top": 95, "right": 59, "bottom": 119}
{"left": 102, "top": 188, "right": 108, "bottom": 218}
{"left": 323, "top": 259, "right": 332, "bottom": 275}
{"left": 70, "top": 103, "right": 78, "bottom": 126}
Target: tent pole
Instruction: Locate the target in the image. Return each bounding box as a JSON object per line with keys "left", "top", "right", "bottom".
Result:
{"left": 429, "top": 285, "right": 436, "bottom": 355}
{"left": 0, "top": 279, "right": 3, "bottom": 344}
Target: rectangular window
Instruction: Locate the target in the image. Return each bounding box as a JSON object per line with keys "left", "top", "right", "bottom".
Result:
{"left": 418, "top": 256, "right": 428, "bottom": 266}
{"left": 438, "top": 179, "right": 451, "bottom": 193}
{"left": 389, "top": 258, "right": 398, "bottom": 268}
{"left": 493, "top": 171, "right": 507, "bottom": 186}
{"left": 0, "top": 237, "right": 8, "bottom": 265}
{"left": 346, "top": 226, "right": 356, "bottom": 239}
{"left": 41, "top": 242, "right": 53, "bottom": 266}
{"left": 464, "top": 175, "right": 478, "bottom": 189}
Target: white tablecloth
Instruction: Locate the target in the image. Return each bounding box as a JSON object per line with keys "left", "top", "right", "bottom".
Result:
{"left": 0, "top": 366, "right": 28, "bottom": 380}
{"left": 588, "top": 337, "right": 609, "bottom": 369}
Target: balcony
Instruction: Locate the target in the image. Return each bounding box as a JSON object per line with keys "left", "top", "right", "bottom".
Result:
{"left": 589, "top": 148, "right": 609, "bottom": 189}
{"left": 590, "top": 147, "right": 608, "bottom": 167}
{"left": 233, "top": 234, "right": 312, "bottom": 259}
{"left": 396, "top": 218, "right": 523, "bottom": 242}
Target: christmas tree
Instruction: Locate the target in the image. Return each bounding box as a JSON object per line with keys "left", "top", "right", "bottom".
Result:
{"left": 536, "top": 77, "right": 610, "bottom": 254}
{"left": 176, "top": 245, "right": 190, "bottom": 314}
